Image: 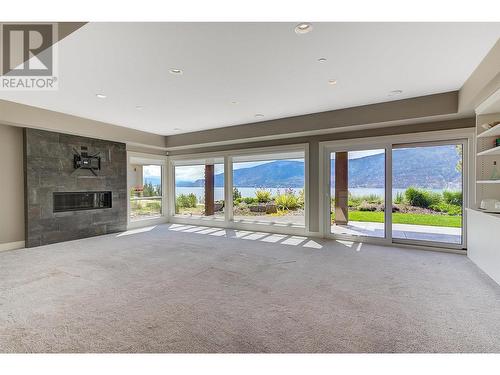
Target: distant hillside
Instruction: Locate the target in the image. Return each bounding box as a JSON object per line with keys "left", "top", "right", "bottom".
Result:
{"left": 233, "top": 160, "right": 304, "bottom": 187}
{"left": 392, "top": 146, "right": 461, "bottom": 189}
{"left": 170, "top": 146, "right": 462, "bottom": 189}
{"left": 176, "top": 160, "right": 304, "bottom": 188}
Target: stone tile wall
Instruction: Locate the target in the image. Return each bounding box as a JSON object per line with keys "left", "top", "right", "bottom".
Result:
{"left": 24, "top": 128, "right": 127, "bottom": 247}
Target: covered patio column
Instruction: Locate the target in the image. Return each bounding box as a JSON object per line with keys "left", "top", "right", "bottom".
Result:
{"left": 334, "top": 152, "right": 349, "bottom": 225}
{"left": 204, "top": 164, "right": 214, "bottom": 216}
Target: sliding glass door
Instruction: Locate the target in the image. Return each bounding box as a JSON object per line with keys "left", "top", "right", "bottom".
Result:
{"left": 326, "top": 138, "right": 466, "bottom": 249}
{"left": 330, "top": 148, "right": 387, "bottom": 240}
{"left": 392, "top": 142, "right": 464, "bottom": 246}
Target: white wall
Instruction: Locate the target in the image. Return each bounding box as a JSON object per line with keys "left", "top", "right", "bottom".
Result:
{"left": 467, "top": 209, "right": 500, "bottom": 285}
{"left": 0, "top": 124, "right": 25, "bottom": 247}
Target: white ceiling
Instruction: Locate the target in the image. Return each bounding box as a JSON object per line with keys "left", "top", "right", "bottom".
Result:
{"left": 1, "top": 22, "right": 499, "bottom": 136}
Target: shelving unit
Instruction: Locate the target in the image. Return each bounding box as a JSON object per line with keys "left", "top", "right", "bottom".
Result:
{"left": 477, "top": 145, "right": 500, "bottom": 156}
{"left": 477, "top": 180, "right": 500, "bottom": 184}
{"left": 477, "top": 123, "right": 500, "bottom": 138}
{"left": 474, "top": 87, "right": 500, "bottom": 209}
{"left": 466, "top": 49, "right": 500, "bottom": 286}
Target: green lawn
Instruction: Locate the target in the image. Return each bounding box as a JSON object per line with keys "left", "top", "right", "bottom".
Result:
{"left": 332, "top": 211, "right": 462, "bottom": 228}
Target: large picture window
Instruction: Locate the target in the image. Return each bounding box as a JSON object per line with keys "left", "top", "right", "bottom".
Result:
{"left": 173, "top": 158, "right": 225, "bottom": 218}
{"left": 231, "top": 150, "right": 305, "bottom": 227}
{"left": 129, "top": 163, "right": 163, "bottom": 221}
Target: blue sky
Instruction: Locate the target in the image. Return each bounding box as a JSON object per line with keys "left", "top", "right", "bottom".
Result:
{"left": 174, "top": 162, "right": 270, "bottom": 182}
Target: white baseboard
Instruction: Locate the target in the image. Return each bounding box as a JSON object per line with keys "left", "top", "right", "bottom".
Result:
{"left": 0, "top": 240, "right": 25, "bottom": 252}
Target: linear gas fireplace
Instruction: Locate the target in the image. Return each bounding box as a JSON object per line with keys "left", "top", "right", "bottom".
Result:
{"left": 53, "top": 191, "right": 112, "bottom": 213}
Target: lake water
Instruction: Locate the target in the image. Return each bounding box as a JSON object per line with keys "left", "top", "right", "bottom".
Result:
{"left": 175, "top": 187, "right": 292, "bottom": 201}
{"left": 174, "top": 187, "right": 457, "bottom": 201}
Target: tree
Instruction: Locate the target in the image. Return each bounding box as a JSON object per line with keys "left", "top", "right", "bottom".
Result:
{"left": 233, "top": 187, "right": 241, "bottom": 201}
{"left": 142, "top": 182, "right": 155, "bottom": 197}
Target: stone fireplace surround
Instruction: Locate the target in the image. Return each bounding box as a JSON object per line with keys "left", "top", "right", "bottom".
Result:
{"left": 24, "top": 128, "right": 127, "bottom": 247}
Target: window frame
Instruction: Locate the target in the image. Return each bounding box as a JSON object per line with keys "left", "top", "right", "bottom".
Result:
{"left": 167, "top": 143, "right": 309, "bottom": 236}
{"left": 319, "top": 128, "right": 474, "bottom": 251}
{"left": 170, "top": 158, "right": 226, "bottom": 221}
{"left": 127, "top": 151, "right": 168, "bottom": 229}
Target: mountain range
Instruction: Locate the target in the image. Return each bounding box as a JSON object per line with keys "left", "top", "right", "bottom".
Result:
{"left": 149, "top": 146, "right": 462, "bottom": 189}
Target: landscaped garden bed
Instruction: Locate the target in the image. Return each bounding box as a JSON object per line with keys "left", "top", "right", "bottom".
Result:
{"left": 175, "top": 187, "right": 305, "bottom": 218}
{"left": 232, "top": 188, "right": 304, "bottom": 218}
{"left": 175, "top": 192, "right": 225, "bottom": 216}
{"left": 174, "top": 186, "right": 462, "bottom": 228}
{"left": 331, "top": 187, "right": 462, "bottom": 228}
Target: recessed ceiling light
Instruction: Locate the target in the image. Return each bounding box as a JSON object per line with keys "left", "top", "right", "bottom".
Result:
{"left": 135, "top": 105, "right": 144, "bottom": 110}
{"left": 96, "top": 93, "right": 106, "bottom": 99}
{"left": 295, "top": 23, "right": 312, "bottom": 34}
{"left": 328, "top": 79, "right": 337, "bottom": 85}
{"left": 255, "top": 114, "right": 264, "bottom": 118}
{"left": 231, "top": 101, "right": 238, "bottom": 105}
{"left": 317, "top": 58, "right": 327, "bottom": 63}
{"left": 173, "top": 128, "right": 181, "bottom": 131}
{"left": 389, "top": 90, "right": 403, "bottom": 97}
{"left": 169, "top": 68, "right": 183, "bottom": 75}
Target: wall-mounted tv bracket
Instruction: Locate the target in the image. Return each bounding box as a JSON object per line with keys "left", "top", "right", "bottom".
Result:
{"left": 73, "top": 146, "right": 101, "bottom": 176}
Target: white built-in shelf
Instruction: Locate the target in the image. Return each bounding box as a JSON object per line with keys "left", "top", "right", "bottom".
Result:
{"left": 478, "top": 123, "right": 500, "bottom": 138}
{"left": 477, "top": 145, "right": 500, "bottom": 156}
{"left": 476, "top": 88, "right": 500, "bottom": 115}
{"left": 477, "top": 179, "right": 500, "bottom": 184}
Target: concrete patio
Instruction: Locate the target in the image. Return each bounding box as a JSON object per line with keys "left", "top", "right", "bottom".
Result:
{"left": 332, "top": 221, "right": 462, "bottom": 244}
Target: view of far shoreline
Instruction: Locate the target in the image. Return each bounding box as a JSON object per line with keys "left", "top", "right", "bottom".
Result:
{"left": 173, "top": 186, "right": 459, "bottom": 202}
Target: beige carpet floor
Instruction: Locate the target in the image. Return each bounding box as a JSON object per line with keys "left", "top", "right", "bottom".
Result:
{"left": 1, "top": 223, "right": 499, "bottom": 353}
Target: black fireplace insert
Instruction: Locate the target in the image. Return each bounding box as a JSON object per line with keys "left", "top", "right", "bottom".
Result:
{"left": 53, "top": 191, "right": 112, "bottom": 212}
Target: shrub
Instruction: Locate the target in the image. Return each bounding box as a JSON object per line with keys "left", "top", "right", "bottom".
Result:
{"left": 348, "top": 193, "right": 382, "bottom": 208}
{"left": 298, "top": 189, "right": 305, "bottom": 208}
{"left": 394, "top": 191, "right": 405, "bottom": 204}
{"left": 176, "top": 193, "right": 197, "bottom": 209}
{"left": 348, "top": 194, "right": 361, "bottom": 208}
{"left": 143, "top": 182, "right": 160, "bottom": 197}
{"left": 242, "top": 197, "right": 257, "bottom": 204}
{"left": 275, "top": 193, "right": 299, "bottom": 210}
{"left": 363, "top": 194, "right": 382, "bottom": 203}
{"left": 255, "top": 189, "right": 271, "bottom": 203}
{"left": 404, "top": 187, "right": 442, "bottom": 208}
{"left": 233, "top": 187, "right": 242, "bottom": 201}
{"left": 443, "top": 190, "right": 462, "bottom": 206}
{"left": 430, "top": 202, "right": 462, "bottom": 216}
